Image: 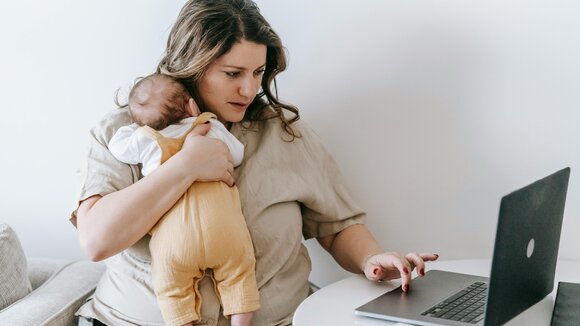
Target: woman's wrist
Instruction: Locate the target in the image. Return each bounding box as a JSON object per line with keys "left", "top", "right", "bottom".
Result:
{"left": 170, "top": 149, "right": 200, "bottom": 185}
{"left": 361, "top": 253, "right": 375, "bottom": 272}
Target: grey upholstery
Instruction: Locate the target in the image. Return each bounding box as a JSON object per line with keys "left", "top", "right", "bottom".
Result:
{"left": 0, "top": 254, "right": 105, "bottom": 325}
{"left": 0, "top": 223, "right": 31, "bottom": 310}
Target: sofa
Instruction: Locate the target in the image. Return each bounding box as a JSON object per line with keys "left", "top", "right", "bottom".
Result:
{"left": 0, "top": 223, "right": 105, "bottom": 326}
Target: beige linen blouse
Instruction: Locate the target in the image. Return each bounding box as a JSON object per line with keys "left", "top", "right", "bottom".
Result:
{"left": 70, "top": 108, "right": 366, "bottom": 326}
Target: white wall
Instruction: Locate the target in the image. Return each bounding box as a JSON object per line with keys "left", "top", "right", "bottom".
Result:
{"left": 0, "top": 0, "right": 184, "bottom": 259}
{"left": 1, "top": 1, "right": 579, "bottom": 288}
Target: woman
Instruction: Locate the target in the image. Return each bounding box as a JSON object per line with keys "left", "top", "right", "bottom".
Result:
{"left": 72, "top": 0, "right": 438, "bottom": 325}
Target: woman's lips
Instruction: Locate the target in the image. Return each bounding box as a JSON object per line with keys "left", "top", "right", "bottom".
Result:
{"left": 230, "top": 102, "right": 249, "bottom": 111}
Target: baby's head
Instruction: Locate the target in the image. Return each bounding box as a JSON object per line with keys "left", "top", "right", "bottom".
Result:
{"left": 128, "top": 73, "right": 198, "bottom": 130}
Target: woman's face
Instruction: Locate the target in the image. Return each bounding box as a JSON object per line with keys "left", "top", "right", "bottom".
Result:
{"left": 198, "top": 40, "right": 267, "bottom": 123}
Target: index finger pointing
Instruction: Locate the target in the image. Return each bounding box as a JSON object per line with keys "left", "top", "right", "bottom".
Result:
{"left": 419, "top": 253, "right": 440, "bottom": 262}
{"left": 390, "top": 256, "right": 412, "bottom": 293}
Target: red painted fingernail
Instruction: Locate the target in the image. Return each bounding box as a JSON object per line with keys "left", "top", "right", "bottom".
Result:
{"left": 434, "top": 254, "right": 439, "bottom": 258}
{"left": 421, "top": 268, "right": 425, "bottom": 276}
{"left": 372, "top": 267, "right": 380, "bottom": 276}
{"left": 403, "top": 267, "right": 409, "bottom": 274}
{"left": 403, "top": 285, "right": 409, "bottom": 292}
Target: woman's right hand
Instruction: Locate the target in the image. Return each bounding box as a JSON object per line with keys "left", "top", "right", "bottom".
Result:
{"left": 180, "top": 123, "right": 235, "bottom": 186}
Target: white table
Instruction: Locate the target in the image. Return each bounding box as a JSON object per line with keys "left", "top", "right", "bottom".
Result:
{"left": 293, "top": 259, "right": 580, "bottom": 326}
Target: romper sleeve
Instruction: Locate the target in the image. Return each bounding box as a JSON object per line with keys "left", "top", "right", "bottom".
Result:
{"left": 69, "top": 108, "right": 141, "bottom": 226}
{"left": 108, "top": 124, "right": 142, "bottom": 165}
{"left": 208, "top": 119, "right": 245, "bottom": 167}
{"left": 292, "top": 121, "right": 367, "bottom": 240}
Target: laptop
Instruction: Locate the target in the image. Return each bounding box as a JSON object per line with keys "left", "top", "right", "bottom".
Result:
{"left": 355, "top": 167, "right": 570, "bottom": 326}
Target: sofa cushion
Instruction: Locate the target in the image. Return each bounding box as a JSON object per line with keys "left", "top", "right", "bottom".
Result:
{"left": 0, "top": 260, "right": 105, "bottom": 326}
{"left": 0, "top": 223, "right": 32, "bottom": 310}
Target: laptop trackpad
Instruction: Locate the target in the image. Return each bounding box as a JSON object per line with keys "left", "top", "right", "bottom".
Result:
{"left": 355, "top": 270, "right": 489, "bottom": 325}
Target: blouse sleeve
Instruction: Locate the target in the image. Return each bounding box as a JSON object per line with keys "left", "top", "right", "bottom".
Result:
{"left": 292, "top": 121, "right": 367, "bottom": 240}
{"left": 69, "top": 108, "right": 141, "bottom": 226}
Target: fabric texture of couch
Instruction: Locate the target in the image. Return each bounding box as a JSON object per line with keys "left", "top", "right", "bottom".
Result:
{"left": 0, "top": 223, "right": 32, "bottom": 310}
{"left": 0, "top": 223, "right": 105, "bottom": 326}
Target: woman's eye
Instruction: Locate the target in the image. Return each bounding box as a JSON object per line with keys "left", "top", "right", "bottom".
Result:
{"left": 225, "top": 71, "right": 240, "bottom": 77}
{"left": 254, "top": 69, "right": 265, "bottom": 76}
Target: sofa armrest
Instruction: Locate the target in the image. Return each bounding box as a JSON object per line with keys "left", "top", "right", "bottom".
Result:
{"left": 27, "top": 258, "right": 72, "bottom": 291}
{"left": 0, "top": 260, "right": 105, "bottom": 326}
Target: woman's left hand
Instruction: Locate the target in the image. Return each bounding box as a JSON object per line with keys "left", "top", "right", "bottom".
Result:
{"left": 362, "top": 252, "right": 439, "bottom": 292}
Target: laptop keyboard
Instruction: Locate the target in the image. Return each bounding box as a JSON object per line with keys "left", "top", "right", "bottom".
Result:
{"left": 421, "top": 281, "right": 487, "bottom": 324}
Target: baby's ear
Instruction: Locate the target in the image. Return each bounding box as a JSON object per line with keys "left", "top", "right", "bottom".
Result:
{"left": 187, "top": 98, "right": 200, "bottom": 116}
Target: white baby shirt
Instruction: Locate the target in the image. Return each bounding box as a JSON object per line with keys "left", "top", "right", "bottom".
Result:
{"left": 108, "top": 117, "right": 244, "bottom": 176}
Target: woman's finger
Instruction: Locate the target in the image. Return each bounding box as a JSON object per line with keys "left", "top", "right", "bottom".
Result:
{"left": 227, "top": 151, "right": 234, "bottom": 168}
{"left": 390, "top": 255, "right": 413, "bottom": 293}
{"left": 224, "top": 150, "right": 235, "bottom": 186}
{"left": 370, "top": 253, "right": 413, "bottom": 292}
{"left": 419, "top": 253, "right": 440, "bottom": 262}
{"left": 187, "top": 122, "right": 211, "bottom": 137}
{"left": 405, "top": 253, "right": 426, "bottom": 276}
{"left": 223, "top": 170, "right": 235, "bottom": 187}
{"left": 365, "top": 252, "right": 440, "bottom": 292}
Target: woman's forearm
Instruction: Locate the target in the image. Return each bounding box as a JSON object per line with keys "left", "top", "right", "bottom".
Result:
{"left": 317, "top": 224, "right": 384, "bottom": 274}
{"left": 77, "top": 151, "right": 198, "bottom": 261}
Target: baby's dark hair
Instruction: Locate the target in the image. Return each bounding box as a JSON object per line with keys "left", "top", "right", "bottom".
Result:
{"left": 123, "top": 73, "right": 191, "bottom": 130}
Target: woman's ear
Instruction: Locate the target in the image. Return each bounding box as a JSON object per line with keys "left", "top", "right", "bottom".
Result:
{"left": 187, "top": 97, "right": 201, "bottom": 116}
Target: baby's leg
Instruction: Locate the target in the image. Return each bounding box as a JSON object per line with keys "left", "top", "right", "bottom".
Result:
{"left": 150, "top": 237, "right": 204, "bottom": 325}
{"left": 211, "top": 228, "right": 260, "bottom": 319}
{"left": 149, "top": 209, "right": 204, "bottom": 326}
{"left": 230, "top": 312, "right": 253, "bottom": 326}
{"left": 200, "top": 183, "right": 261, "bottom": 320}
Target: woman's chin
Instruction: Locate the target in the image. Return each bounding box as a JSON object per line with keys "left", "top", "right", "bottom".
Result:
{"left": 225, "top": 112, "right": 246, "bottom": 123}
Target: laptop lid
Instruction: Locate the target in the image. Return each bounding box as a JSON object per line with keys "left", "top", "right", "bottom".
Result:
{"left": 485, "top": 167, "right": 570, "bottom": 325}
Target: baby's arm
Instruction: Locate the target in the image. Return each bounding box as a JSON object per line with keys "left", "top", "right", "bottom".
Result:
{"left": 110, "top": 125, "right": 164, "bottom": 176}
{"left": 108, "top": 124, "right": 143, "bottom": 165}
{"left": 207, "top": 120, "right": 244, "bottom": 167}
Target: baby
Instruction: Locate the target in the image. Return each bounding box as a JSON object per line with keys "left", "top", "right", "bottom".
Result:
{"left": 109, "top": 73, "right": 259, "bottom": 326}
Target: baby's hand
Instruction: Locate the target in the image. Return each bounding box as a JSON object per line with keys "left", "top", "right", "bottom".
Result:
{"left": 187, "top": 97, "right": 201, "bottom": 116}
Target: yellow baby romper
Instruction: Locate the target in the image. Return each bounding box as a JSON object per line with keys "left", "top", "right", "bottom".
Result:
{"left": 143, "top": 113, "right": 260, "bottom": 326}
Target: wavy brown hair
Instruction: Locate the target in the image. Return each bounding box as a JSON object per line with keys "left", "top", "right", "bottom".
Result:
{"left": 157, "top": 0, "right": 299, "bottom": 138}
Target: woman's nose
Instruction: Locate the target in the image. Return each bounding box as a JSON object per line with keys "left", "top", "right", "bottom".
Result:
{"left": 239, "top": 76, "right": 258, "bottom": 98}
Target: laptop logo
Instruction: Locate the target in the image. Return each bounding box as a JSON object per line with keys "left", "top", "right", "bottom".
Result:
{"left": 527, "top": 238, "right": 535, "bottom": 258}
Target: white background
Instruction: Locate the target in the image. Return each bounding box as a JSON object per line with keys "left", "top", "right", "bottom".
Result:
{"left": 1, "top": 1, "right": 579, "bottom": 288}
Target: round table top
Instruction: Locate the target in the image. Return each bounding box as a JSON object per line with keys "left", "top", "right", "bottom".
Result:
{"left": 293, "top": 259, "right": 580, "bottom": 326}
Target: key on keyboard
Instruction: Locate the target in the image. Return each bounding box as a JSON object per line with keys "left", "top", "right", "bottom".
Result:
{"left": 421, "top": 281, "right": 487, "bottom": 324}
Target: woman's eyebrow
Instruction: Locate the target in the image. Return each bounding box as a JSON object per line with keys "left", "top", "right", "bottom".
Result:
{"left": 222, "top": 63, "right": 266, "bottom": 70}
